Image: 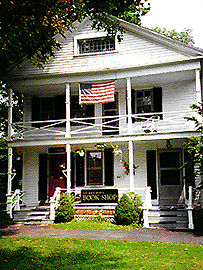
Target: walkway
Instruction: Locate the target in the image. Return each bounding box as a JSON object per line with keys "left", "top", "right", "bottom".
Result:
{"left": 0, "top": 224, "right": 203, "bottom": 245}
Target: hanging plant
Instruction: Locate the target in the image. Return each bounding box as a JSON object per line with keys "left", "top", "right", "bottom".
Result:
{"left": 123, "top": 162, "right": 139, "bottom": 175}
{"left": 94, "top": 143, "right": 106, "bottom": 149}
{"left": 75, "top": 148, "right": 85, "bottom": 156}
{"left": 110, "top": 141, "right": 122, "bottom": 156}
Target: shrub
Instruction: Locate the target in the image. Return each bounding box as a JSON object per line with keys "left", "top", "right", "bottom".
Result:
{"left": 55, "top": 193, "right": 75, "bottom": 223}
{"left": 0, "top": 203, "right": 13, "bottom": 227}
{"left": 114, "top": 193, "right": 142, "bottom": 226}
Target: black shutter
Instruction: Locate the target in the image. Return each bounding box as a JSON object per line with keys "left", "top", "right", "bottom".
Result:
{"left": 38, "top": 154, "right": 48, "bottom": 201}
{"left": 76, "top": 155, "right": 85, "bottom": 187}
{"left": 104, "top": 149, "right": 114, "bottom": 186}
{"left": 153, "top": 87, "right": 162, "bottom": 119}
{"left": 55, "top": 95, "right": 66, "bottom": 120}
{"left": 71, "top": 153, "right": 75, "bottom": 189}
{"left": 184, "top": 149, "right": 195, "bottom": 200}
{"left": 32, "top": 97, "right": 40, "bottom": 127}
{"left": 86, "top": 104, "right": 94, "bottom": 124}
{"left": 146, "top": 150, "right": 157, "bottom": 199}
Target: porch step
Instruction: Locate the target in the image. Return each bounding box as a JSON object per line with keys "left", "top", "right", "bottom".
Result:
{"left": 13, "top": 206, "right": 53, "bottom": 224}
{"left": 148, "top": 206, "right": 188, "bottom": 229}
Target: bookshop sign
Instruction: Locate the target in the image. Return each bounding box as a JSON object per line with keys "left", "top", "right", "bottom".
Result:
{"left": 81, "top": 189, "right": 118, "bottom": 203}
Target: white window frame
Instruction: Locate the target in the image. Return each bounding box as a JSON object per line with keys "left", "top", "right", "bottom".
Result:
{"left": 74, "top": 33, "right": 119, "bottom": 56}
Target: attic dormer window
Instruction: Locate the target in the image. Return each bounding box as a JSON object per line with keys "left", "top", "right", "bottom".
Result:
{"left": 78, "top": 37, "right": 115, "bottom": 54}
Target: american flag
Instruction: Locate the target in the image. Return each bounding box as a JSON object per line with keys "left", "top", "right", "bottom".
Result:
{"left": 79, "top": 81, "right": 115, "bottom": 105}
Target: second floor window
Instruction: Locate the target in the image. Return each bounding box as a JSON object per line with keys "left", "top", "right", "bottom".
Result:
{"left": 131, "top": 87, "right": 162, "bottom": 119}
{"left": 136, "top": 90, "right": 153, "bottom": 114}
{"left": 78, "top": 37, "right": 115, "bottom": 54}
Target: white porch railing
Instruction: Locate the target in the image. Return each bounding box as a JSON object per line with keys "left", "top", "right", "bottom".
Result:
{"left": 11, "top": 110, "right": 196, "bottom": 140}
{"left": 49, "top": 187, "right": 62, "bottom": 220}
{"left": 6, "top": 189, "right": 25, "bottom": 218}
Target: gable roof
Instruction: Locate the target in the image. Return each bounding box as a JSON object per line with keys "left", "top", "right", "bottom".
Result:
{"left": 7, "top": 16, "right": 203, "bottom": 82}
{"left": 110, "top": 16, "right": 203, "bottom": 57}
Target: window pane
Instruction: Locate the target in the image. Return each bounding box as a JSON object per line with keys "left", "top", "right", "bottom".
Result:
{"left": 161, "top": 170, "right": 180, "bottom": 185}
{"left": 78, "top": 38, "right": 115, "bottom": 54}
{"left": 160, "top": 152, "right": 180, "bottom": 168}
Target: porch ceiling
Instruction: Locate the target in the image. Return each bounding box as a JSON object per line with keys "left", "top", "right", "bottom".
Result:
{"left": 12, "top": 69, "right": 195, "bottom": 96}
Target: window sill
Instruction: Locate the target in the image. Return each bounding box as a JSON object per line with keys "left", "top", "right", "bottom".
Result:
{"left": 73, "top": 50, "right": 118, "bottom": 58}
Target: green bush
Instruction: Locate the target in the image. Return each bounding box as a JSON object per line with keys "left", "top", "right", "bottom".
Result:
{"left": 0, "top": 203, "right": 13, "bottom": 227}
{"left": 114, "top": 193, "right": 142, "bottom": 226}
{"left": 55, "top": 193, "right": 75, "bottom": 223}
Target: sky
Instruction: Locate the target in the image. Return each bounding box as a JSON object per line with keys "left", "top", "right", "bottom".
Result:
{"left": 141, "top": 0, "right": 203, "bottom": 49}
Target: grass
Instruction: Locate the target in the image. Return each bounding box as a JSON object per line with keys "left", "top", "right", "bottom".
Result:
{"left": 0, "top": 237, "right": 202, "bottom": 269}
{"left": 52, "top": 218, "right": 139, "bottom": 231}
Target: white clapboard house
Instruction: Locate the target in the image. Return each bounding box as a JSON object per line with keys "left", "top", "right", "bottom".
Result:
{"left": 6, "top": 17, "right": 203, "bottom": 228}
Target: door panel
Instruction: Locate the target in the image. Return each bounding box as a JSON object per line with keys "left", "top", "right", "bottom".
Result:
{"left": 87, "top": 151, "right": 103, "bottom": 185}
{"left": 158, "top": 150, "right": 183, "bottom": 205}
{"left": 49, "top": 155, "right": 66, "bottom": 198}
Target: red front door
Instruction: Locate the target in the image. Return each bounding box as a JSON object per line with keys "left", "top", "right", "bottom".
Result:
{"left": 49, "top": 154, "right": 66, "bottom": 198}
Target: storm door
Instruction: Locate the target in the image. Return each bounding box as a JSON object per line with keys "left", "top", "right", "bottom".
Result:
{"left": 158, "top": 150, "right": 183, "bottom": 205}
{"left": 87, "top": 151, "right": 103, "bottom": 185}
{"left": 49, "top": 154, "right": 66, "bottom": 198}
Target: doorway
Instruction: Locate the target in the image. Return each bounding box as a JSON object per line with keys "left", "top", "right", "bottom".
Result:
{"left": 87, "top": 151, "right": 103, "bottom": 185}
{"left": 158, "top": 149, "right": 183, "bottom": 205}
{"left": 49, "top": 154, "right": 66, "bottom": 198}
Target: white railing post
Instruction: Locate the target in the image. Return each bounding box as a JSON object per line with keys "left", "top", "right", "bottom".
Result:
{"left": 6, "top": 194, "right": 12, "bottom": 217}
{"left": 143, "top": 186, "right": 152, "bottom": 228}
{"left": 187, "top": 186, "right": 194, "bottom": 230}
{"left": 14, "top": 189, "right": 20, "bottom": 211}
{"left": 50, "top": 187, "right": 61, "bottom": 221}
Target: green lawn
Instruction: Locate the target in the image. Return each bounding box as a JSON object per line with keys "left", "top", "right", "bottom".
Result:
{"left": 53, "top": 218, "right": 139, "bottom": 230}
{"left": 0, "top": 237, "right": 202, "bottom": 269}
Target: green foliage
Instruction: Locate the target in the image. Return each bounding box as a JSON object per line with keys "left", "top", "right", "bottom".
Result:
{"left": 0, "top": 0, "right": 150, "bottom": 80}
{"left": 114, "top": 193, "right": 142, "bottom": 226}
{"left": 182, "top": 102, "right": 203, "bottom": 190}
{"left": 0, "top": 203, "right": 13, "bottom": 227}
{"left": 151, "top": 27, "right": 195, "bottom": 45}
{"left": 185, "top": 102, "right": 203, "bottom": 190}
{"left": 55, "top": 193, "right": 75, "bottom": 223}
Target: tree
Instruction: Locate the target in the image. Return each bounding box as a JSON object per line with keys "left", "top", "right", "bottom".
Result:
{"left": 151, "top": 27, "right": 195, "bottom": 46}
{"left": 0, "top": 0, "right": 150, "bottom": 81}
{"left": 185, "top": 102, "right": 203, "bottom": 190}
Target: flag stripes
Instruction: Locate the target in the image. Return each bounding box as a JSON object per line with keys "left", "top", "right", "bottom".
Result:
{"left": 79, "top": 81, "right": 115, "bottom": 105}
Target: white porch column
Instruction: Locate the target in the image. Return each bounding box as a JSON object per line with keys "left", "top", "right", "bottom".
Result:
{"left": 66, "top": 144, "right": 71, "bottom": 193}
{"left": 196, "top": 69, "right": 201, "bottom": 103}
{"left": 129, "top": 140, "right": 134, "bottom": 191}
{"left": 65, "top": 83, "right": 71, "bottom": 138}
{"left": 127, "top": 78, "right": 132, "bottom": 134}
{"left": 7, "top": 87, "right": 13, "bottom": 195}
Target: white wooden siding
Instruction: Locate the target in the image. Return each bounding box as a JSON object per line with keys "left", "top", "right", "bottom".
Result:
{"left": 11, "top": 20, "right": 189, "bottom": 78}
